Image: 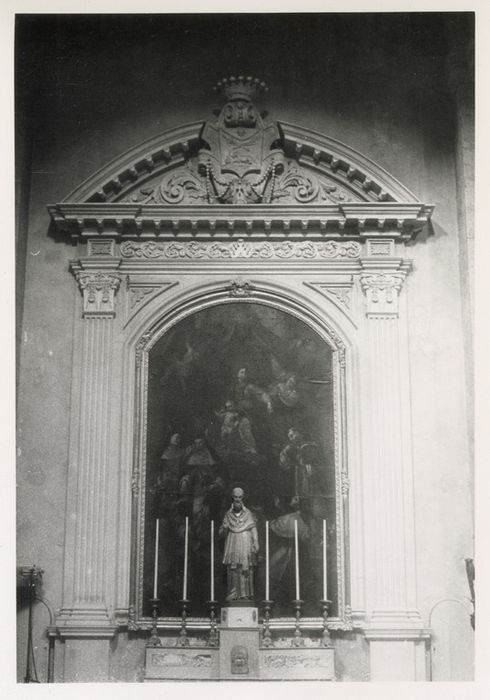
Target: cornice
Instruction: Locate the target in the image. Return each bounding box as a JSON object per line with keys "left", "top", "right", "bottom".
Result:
{"left": 50, "top": 625, "right": 118, "bottom": 639}
{"left": 279, "top": 122, "right": 422, "bottom": 204}
{"left": 48, "top": 201, "right": 433, "bottom": 241}
{"left": 363, "top": 628, "right": 431, "bottom": 641}
{"left": 62, "top": 122, "right": 203, "bottom": 204}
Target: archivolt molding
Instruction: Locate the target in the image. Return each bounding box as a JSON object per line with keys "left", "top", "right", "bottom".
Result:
{"left": 127, "top": 279, "right": 353, "bottom": 630}
{"left": 126, "top": 276, "right": 354, "bottom": 361}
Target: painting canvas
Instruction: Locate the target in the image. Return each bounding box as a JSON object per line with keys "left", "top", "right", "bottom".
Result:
{"left": 141, "top": 302, "right": 339, "bottom": 619}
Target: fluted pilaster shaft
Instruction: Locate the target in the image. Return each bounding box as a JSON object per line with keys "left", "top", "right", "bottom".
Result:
{"left": 58, "top": 263, "right": 121, "bottom": 630}
{"left": 360, "top": 259, "right": 420, "bottom": 628}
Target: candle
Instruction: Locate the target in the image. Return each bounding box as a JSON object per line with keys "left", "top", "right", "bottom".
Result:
{"left": 210, "top": 520, "right": 215, "bottom": 601}
{"left": 294, "top": 518, "right": 300, "bottom": 601}
{"left": 183, "top": 516, "right": 189, "bottom": 600}
{"left": 323, "top": 519, "right": 327, "bottom": 601}
{"left": 153, "top": 518, "right": 159, "bottom": 599}
{"left": 265, "top": 521, "right": 269, "bottom": 600}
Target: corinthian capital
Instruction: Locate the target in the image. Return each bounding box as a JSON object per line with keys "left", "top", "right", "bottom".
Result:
{"left": 360, "top": 272, "right": 407, "bottom": 317}
{"left": 75, "top": 271, "right": 122, "bottom": 317}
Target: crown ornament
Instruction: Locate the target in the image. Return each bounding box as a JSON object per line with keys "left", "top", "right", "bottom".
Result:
{"left": 213, "top": 75, "right": 268, "bottom": 102}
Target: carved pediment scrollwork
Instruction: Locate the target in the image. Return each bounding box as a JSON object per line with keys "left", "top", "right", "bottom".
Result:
{"left": 125, "top": 159, "right": 358, "bottom": 206}
{"left": 122, "top": 76, "right": 363, "bottom": 206}
{"left": 51, "top": 77, "right": 434, "bottom": 244}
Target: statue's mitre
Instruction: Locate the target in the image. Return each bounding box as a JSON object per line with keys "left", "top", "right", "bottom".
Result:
{"left": 213, "top": 75, "right": 268, "bottom": 102}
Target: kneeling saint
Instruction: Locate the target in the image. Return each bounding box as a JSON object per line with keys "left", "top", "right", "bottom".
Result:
{"left": 220, "top": 487, "right": 259, "bottom": 602}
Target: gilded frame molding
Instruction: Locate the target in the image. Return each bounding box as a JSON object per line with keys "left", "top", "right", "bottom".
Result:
{"left": 128, "top": 286, "right": 353, "bottom": 632}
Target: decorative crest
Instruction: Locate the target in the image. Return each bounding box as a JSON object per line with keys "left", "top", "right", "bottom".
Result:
{"left": 196, "top": 76, "right": 284, "bottom": 201}
{"left": 213, "top": 75, "right": 268, "bottom": 103}
{"left": 111, "top": 78, "right": 424, "bottom": 209}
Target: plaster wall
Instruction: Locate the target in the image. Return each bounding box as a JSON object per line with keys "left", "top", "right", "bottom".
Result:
{"left": 16, "top": 13, "right": 473, "bottom": 682}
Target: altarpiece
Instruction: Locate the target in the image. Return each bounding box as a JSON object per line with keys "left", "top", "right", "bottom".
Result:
{"left": 48, "top": 76, "right": 433, "bottom": 680}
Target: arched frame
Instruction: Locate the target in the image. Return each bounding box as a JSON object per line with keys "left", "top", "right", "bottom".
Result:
{"left": 125, "top": 281, "right": 355, "bottom": 631}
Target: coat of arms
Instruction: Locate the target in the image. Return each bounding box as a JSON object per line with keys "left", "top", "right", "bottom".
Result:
{"left": 197, "top": 76, "right": 285, "bottom": 203}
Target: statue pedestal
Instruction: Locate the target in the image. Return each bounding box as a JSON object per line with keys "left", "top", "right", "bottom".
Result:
{"left": 219, "top": 606, "right": 260, "bottom": 680}
{"left": 221, "top": 605, "right": 258, "bottom": 627}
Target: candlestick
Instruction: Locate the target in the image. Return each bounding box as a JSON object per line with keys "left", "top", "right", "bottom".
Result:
{"left": 323, "top": 519, "right": 327, "bottom": 602}
{"left": 178, "top": 599, "right": 190, "bottom": 646}
{"left": 183, "top": 516, "right": 189, "bottom": 600}
{"left": 320, "top": 598, "right": 332, "bottom": 647}
{"left": 153, "top": 519, "right": 160, "bottom": 599}
{"left": 147, "top": 598, "right": 162, "bottom": 647}
{"left": 210, "top": 520, "right": 214, "bottom": 601}
{"left": 265, "top": 520, "right": 269, "bottom": 601}
{"left": 262, "top": 599, "right": 274, "bottom": 647}
{"left": 292, "top": 598, "right": 304, "bottom": 647}
{"left": 294, "top": 518, "right": 300, "bottom": 601}
{"left": 207, "top": 599, "right": 218, "bottom": 647}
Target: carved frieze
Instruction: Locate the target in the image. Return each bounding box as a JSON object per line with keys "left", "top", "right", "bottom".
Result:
{"left": 260, "top": 647, "right": 335, "bottom": 680}
{"left": 150, "top": 652, "right": 212, "bottom": 668}
{"left": 74, "top": 271, "right": 121, "bottom": 316}
{"left": 263, "top": 654, "right": 326, "bottom": 669}
{"left": 120, "top": 239, "right": 362, "bottom": 260}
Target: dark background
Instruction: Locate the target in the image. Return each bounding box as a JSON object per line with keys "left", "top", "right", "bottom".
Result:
{"left": 15, "top": 12, "right": 474, "bottom": 363}
{"left": 144, "top": 302, "right": 336, "bottom": 617}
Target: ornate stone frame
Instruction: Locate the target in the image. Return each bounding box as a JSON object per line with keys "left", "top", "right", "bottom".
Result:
{"left": 48, "top": 114, "right": 433, "bottom": 679}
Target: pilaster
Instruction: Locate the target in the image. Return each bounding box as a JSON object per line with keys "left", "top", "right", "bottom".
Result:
{"left": 359, "top": 247, "right": 423, "bottom": 678}
{"left": 57, "top": 257, "right": 121, "bottom": 638}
